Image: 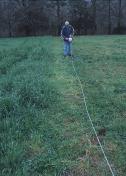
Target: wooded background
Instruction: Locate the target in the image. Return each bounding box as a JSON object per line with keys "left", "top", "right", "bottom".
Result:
{"left": 0, "top": 0, "right": 126, "bottom": 37}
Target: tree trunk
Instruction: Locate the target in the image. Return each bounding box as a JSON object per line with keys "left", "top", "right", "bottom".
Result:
{"left": 8, "top": 19, "right": 12, "bottom": 37}
{"left": 118, "top": 0, "right": 122, "bottom": 32}
{"left": 56, "top": 0, "right": 60, "bottom": 35}
{"left": 92, "top": 0, "right": 97, "bottom": 34}
{"left": 108, "top": 0, "right": 111, "bottom": 34}
{"left": 7, "top": 7, "right": 12, "bottom": 37}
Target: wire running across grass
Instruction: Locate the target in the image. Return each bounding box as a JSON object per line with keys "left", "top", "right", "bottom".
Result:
{"left": 71, "top": 58, "right": 116, "bottom": 176}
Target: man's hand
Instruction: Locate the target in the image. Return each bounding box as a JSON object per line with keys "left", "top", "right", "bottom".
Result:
{"left": 65, "top": 38, "right": 69, "bottom": 40}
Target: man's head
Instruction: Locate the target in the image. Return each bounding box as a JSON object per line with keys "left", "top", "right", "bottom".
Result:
{"left": 65, "top": 21, "right": 69, "bottom": 26}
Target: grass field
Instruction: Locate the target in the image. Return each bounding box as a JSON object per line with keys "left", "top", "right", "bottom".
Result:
{"left": 0, "top": 36, "right": 126, "bottom": 176}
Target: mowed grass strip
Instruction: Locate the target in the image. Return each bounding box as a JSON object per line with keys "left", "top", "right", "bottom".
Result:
{"left": 72, "top": 35, "right": 126, "bottom": 175}
{"left": 0, "top": 36, "right": 126, "bottom": 176}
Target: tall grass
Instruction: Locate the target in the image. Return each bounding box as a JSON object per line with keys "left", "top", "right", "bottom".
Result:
{"left": 0, "top": 36, "right": 126, "bottom": 176}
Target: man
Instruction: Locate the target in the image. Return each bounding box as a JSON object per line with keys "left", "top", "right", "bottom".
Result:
{"left": 61, "top": 21, "right": 74, "bottom": 57}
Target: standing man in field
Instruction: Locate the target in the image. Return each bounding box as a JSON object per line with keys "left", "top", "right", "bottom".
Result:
{"left": 61, "top": 21, "right": 74, "bottom": 57}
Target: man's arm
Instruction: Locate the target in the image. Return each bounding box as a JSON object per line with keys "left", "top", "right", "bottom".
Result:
{"left": 61, "top": 26, "right": 65, "bottom": 39}
{"left": 71, "top": 26, "right": 75, "bottom": 37}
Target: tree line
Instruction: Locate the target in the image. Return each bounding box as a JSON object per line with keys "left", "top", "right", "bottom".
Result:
{"left": 0, "top": 0, "right": 126, "bottom": 37}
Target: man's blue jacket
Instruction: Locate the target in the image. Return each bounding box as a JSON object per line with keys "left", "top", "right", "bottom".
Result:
{"left": 61, "top": 25, "right": 74, "bottom": 41}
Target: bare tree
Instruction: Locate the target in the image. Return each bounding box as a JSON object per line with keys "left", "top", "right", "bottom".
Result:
{"left": 118, "top": 0, "right": 122, "bottom": 31}
{"left": 0, "top": 0, "right": 126, "bottom": 36}
{"left": 92, "top": 0, "right": 97, "bottom": 34}
{"left": 108, "top": 0, "right": 112, "bottom": 34}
